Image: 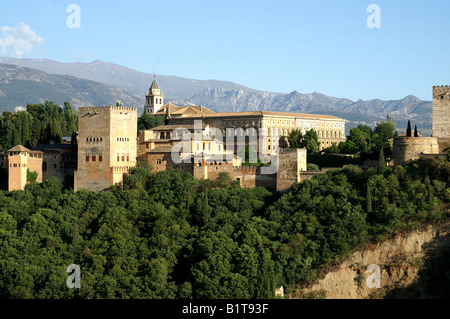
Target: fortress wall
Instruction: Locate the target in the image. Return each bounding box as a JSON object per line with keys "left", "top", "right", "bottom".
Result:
{"left": 392, "top": 137, "right": 440, "bottom": 166}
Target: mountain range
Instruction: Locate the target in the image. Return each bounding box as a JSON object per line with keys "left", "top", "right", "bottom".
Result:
{"left": 0, "top": 57, "right": 433, "bottom": 135}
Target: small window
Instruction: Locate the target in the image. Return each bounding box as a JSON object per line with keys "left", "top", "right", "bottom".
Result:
{"left": 99, "top": 156, "right": 103, "bottom": 162}
{"left": 117, "top": 156, "right": 120, "bottom": 161}
{"left": 86, "top": 156, "right": 89, "bottom": 162}
{"left": 92, "top": 156, "right": 96, "bottom": 162}
{"left": 127, "top": 156, "right": 129, "bottom": 162}
{"left": 122, "top": 156, "right": 125, "bottom": 161}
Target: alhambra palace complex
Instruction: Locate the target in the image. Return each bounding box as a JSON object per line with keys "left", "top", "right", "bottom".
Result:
{"left": 1, "top": 78, "right": 449, "bottom": 192}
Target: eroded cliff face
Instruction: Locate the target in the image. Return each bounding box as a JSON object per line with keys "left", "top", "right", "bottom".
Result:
{"left": 291, "top": 219, "right": 450, "bottom": 299}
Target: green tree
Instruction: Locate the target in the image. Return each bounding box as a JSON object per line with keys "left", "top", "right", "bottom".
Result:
{"left": 287, "top": 129, "right": 303, "bottom": 149}
{"left": 366, "top": 183, "right": 373, "bottom": 213}
{"left": 377, "top": 149, "right": 386, "bottom": 173}
{"left": 26, "top": 169, "right": 38, "bottom": 183}
{"left": 302, "top": 129, "right": 320, "bottom": 154}
{"left": 137, "top": 114, "right": 165, "bottom": 131}
{"left": 406, "top": 120, "right": 412, "bottom": 137}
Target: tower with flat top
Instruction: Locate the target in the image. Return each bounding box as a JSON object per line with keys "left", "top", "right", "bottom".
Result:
{"left": 74, "top": 105, "right": 137, "bottom": 192}
{"left": 432, "top": 85, "right": 450, "bottom": 152}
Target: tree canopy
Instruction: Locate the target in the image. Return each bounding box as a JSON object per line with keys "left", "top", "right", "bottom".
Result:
{"left": 0, "top": 101, "right": 78, "bottom": 151}
{"left": 0, "top": 156, "right": 448, "bottom": 299}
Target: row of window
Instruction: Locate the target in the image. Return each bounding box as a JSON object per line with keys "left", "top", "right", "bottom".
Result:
{"left": 10, "top": 162, "right": 57, "bottom": 170}
{"left": 195, "top": 143, "right": 222, "bottom": 151}
{"left": 85, "top": 155, "right": 132, "bottom": 162}
{"left": 117, "top": 137, "right": 130, "bottom": 142}
{"left": 86, "top": 137, "right": 103, "bottom": 142}
{"left": 117, "top": 155, "right": 130, "bottom": 162}
{"left": 10, "top": 163, "right": 27, "bottom": 168}
{"left": 86, "top": 155, "right": 103, "bottom": 162}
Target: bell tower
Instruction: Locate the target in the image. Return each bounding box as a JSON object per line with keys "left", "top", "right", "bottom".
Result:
{"left": 145, "top": 76, "right": 164, "bottom": 114}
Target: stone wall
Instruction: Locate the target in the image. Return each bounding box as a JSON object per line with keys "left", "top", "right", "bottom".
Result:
{"left": 432, "top": 86, "right": 450, "bottom": 140}
{"left": 74, "top": 106, "right": 137, "bottom": 192}
{"left": 276, "top": 148, "right": 307, "bottom": 192}
{"left": 392, "top": 136, "right": 440, "bottom": 166}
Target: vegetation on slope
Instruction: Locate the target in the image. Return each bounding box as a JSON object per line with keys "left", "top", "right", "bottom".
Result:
{"left": 0, "top": 156, "right": 448, "bottom": 299}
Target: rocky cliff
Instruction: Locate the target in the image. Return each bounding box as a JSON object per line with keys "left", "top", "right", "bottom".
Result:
{"left": 291, "top": 218, "right": 450, "bottom": 299}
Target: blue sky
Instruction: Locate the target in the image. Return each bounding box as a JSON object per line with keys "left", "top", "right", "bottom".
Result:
{"left": 0, "top": 0, "right": 449, "bottom": 101}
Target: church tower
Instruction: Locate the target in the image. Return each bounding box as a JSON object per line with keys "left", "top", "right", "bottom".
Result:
{"left": 145, "top": 76, "right": 164, "bottom": 114}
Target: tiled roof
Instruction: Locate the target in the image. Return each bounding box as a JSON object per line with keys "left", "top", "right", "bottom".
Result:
{"left": 147, "top": 146, "right": 174, "bottom": 153}
{"left": 150, "top": 77, "right": 160, "bottom": 91}
{"left": 154, "top": 103, "right": 215, "bottom": 116}
{"left": 151, "top": 123, "right": 208, "bottom": 131}
{"left": 8, "top": 145, "right": 30, "bottom": 152}
{"left": 180, "top": 111, "right": 345, "bottom": 120}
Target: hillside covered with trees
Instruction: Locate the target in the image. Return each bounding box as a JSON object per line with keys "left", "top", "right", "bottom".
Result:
{"left": 0, "top": 156, "right": 448, "bottom": 298}
{"left": 0, "top": 101, "right": 77, "bottom": 151}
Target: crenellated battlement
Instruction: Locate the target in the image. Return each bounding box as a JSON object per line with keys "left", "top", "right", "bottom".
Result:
{"left": 433, "top": 85, "right": 450, "bottom": 88}
{"left": 79, "top": 106, "right": 137, "bottom": 113}
{"left": 432, "top": 85, "right": 450, "bottom": 150}
{"left": 232, "top": 165, "right": 258, "bottom": 172}
{"left": 433, "top": 85, "right": 450, "bottom": 96}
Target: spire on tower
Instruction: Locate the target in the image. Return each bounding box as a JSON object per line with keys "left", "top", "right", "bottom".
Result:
{"left": 150, "top": 76, "right": 160, "bottom": 91}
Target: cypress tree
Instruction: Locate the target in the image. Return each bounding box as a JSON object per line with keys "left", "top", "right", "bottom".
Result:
{"left": 414, "top": 125, "right": 419, "bottom": 137}
{"left": 406, "top": 120, "right": 412, "bottom": 137}
{"left": 202, "top": 187, "right": 210, "bottom": 222}
{"left": 377, "top": 149, "right": 386, "bottom": 173}
{"left": 256, "top": 235, "right": 275, "bottom": 299}
{"left": 164, "top": 106, "right": 171, "bottom": 125}
{"left": 366, "top": 183, "right": 373, "bottom": 213}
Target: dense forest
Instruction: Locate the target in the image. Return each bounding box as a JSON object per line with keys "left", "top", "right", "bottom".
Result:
{"left": 0, "top": 156, "right": 448, "bottom": 298}
{"left": 0, "top": 101, "right": 77, "bottom": 151}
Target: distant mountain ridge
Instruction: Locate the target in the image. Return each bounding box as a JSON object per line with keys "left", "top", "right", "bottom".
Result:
{"left": 0, "top": 57, "right": 433, "bottom": 134}
{"left": 0, "top": 63, "right": 142, "bottom": 110}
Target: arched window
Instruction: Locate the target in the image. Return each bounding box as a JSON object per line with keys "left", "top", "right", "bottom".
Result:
{"left": 42, "top": 161, "right": 47, "bottom": 171}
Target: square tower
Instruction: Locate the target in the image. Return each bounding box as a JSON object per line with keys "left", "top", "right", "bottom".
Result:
{"left": 145, "top": 77, "right": 164, "bottom": 114}
{"left": 74, "top": 106, "right": 137, "bottom": 192}
{"left": 432, "top": 85, "right": 450, "bottom": 152}
{"left": 7, "top": 145, "right": 30, "bottom": 191}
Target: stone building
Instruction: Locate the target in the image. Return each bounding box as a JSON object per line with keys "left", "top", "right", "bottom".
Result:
{"left": 3, "top": 143, "right": 76, "bottom": 191}
{"left": 137, "top": 121, "right": 308, "bottom": 191}
{"left": 392, "top": 135, "right": 440, "bottom": 166}
{"left": 432, "top": 85, "right": 450, "bottom": 152}
{"left": 74, "top": 105, "right": 137, "bottom": 192}
{"left": 168, "top": 111, "right": 346, "bottom": 151}
{"left": 392, "top": 85, "right": 450, "bottom": 165}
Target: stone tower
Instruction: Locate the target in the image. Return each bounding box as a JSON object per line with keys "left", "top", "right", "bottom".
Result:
{"left": 74, "top": 106, "right": 137, "bottom": 192}
{"left": 432, "top": 85, "right": 450, "bottom": 152}
{"left": 276, "top": 148, "right": 307, "bottom": 192}
{"left": 144, "top": 76, "right": 164, "bottom": 115}
{"left": 7, "top": 145, "right": 29, "bottom": 191}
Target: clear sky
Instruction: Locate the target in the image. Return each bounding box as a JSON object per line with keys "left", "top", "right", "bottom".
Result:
{"left": 0, "top": 0, "right": 449, "bottom": 101}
